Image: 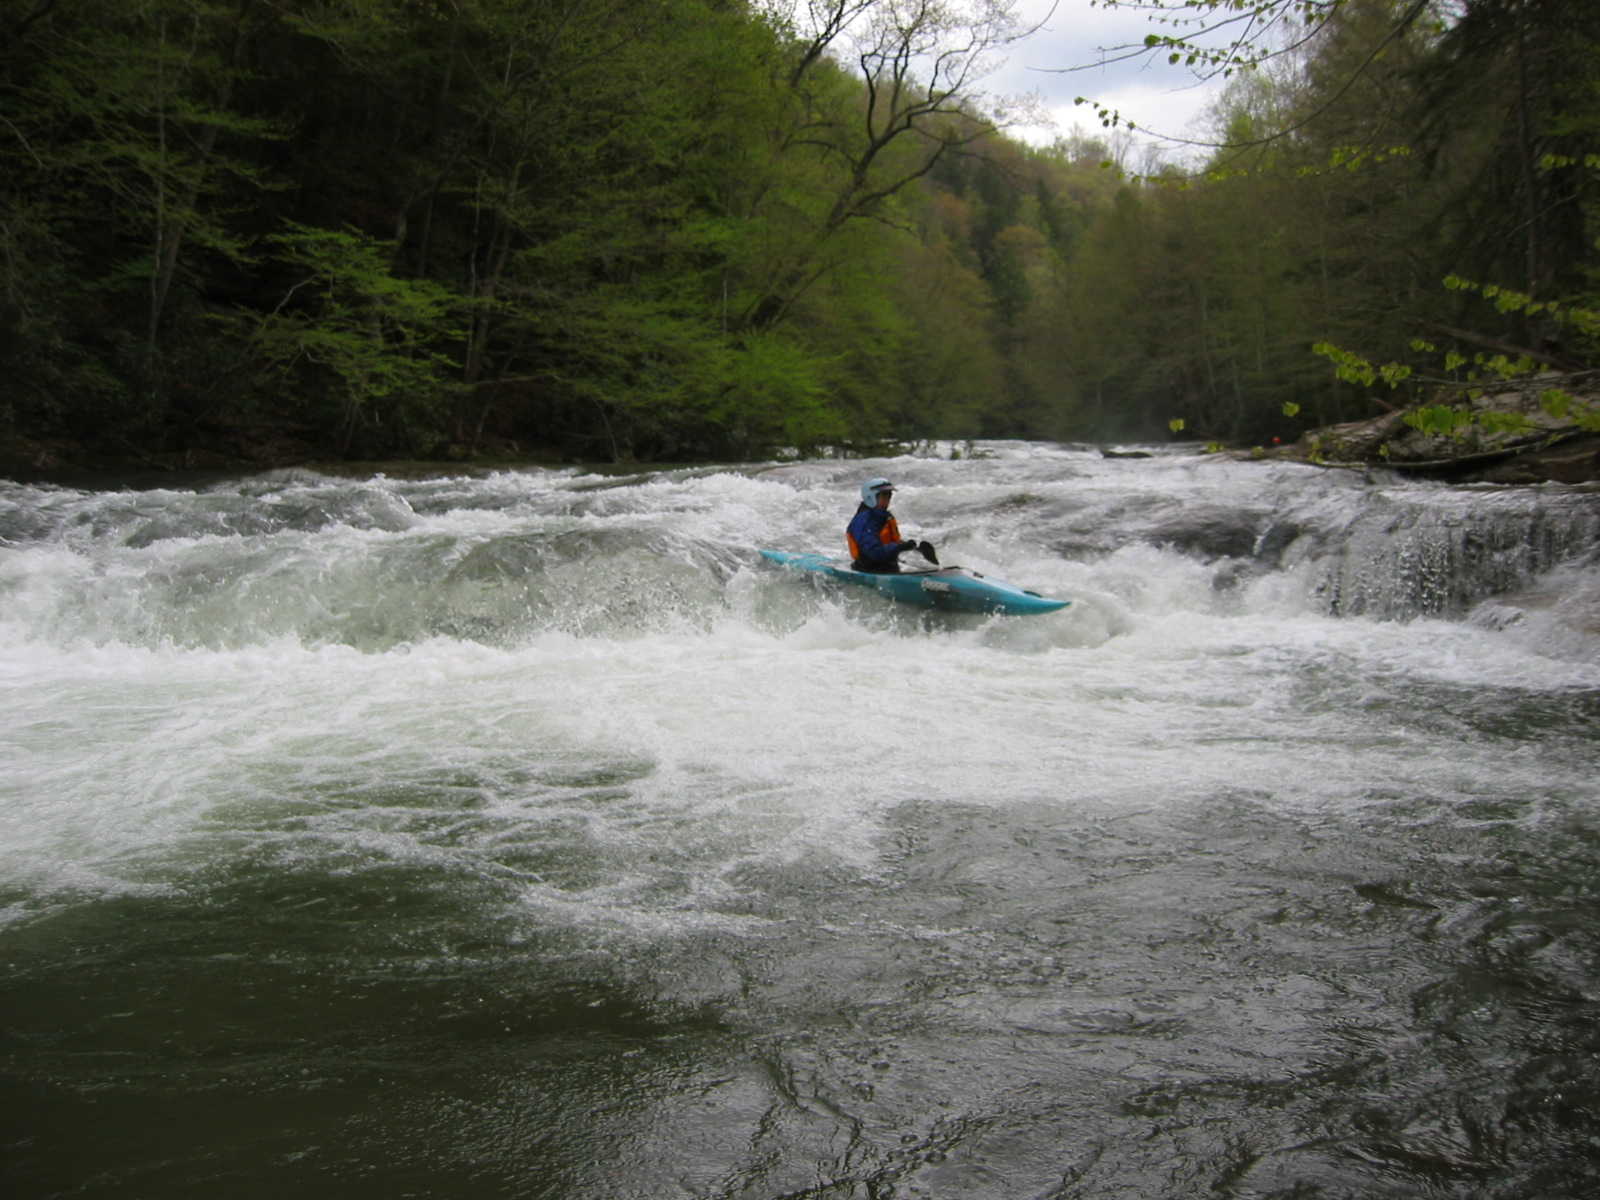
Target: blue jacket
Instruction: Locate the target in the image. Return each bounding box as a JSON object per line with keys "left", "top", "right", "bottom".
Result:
{"left": 846, "top": 504, "right": 907, "bottom": 570}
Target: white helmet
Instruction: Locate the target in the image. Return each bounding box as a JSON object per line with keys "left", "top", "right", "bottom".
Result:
{"left": 860, "top": 477, "right": 894, "bottom": 506}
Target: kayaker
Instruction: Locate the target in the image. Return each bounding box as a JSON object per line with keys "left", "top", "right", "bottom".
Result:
{"left": 846, "top": 478, "right": 937, "bottom": 573}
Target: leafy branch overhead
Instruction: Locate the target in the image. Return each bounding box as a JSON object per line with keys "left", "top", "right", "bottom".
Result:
{"left": 1067, "top": 0, "right": 1429, "bottom": 149}
{"left": 1313, "top": 278, "right": 1600, "bottom": 439}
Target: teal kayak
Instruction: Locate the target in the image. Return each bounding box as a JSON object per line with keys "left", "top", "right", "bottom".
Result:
{"left": 759, "top": 549, "right": 1070, "bottom": 616}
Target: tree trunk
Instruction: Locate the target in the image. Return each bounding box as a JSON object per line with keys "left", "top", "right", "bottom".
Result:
{"left": 147, "top": 4, "right": 246, "bottom": 361}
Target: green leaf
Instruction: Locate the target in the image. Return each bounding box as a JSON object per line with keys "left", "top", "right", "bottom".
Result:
{"left": 1403, "top": 405, "right": 1473, "bottom": 437}
{"left": 1540, "top": 389, "right": 1572, "bottom": 419}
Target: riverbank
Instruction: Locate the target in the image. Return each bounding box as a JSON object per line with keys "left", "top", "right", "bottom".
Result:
{"left": 8, "top": 376, "right": 1600, "bottom": 489}
{"left": 1260, "top": 373, "right": 1600, "bottom": 485}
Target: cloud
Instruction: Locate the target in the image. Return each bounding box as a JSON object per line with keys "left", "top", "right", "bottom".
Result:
{"left": 984, "top": 1, "right": 1230, "bottom": 154}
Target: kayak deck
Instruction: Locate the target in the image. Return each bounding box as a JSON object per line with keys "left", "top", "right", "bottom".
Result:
{"left": 759, "top": 549, "right": 1069, "bottom": 616}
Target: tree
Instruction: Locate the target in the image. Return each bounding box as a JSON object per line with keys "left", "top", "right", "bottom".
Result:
{"left": 738, "top": 0, "right": 1037, "bottom": 330}
{"left": 1410, "top": 0, "right": 1600, "bottom": 328}
{"left": 0, "top": 0, "right": 278, "bottom": 452}
{"left": 238, "top": 222, "right": 461, "bottom": 456}
{"left": 1063, "top": 0, "right": 1432, "bottom": 149}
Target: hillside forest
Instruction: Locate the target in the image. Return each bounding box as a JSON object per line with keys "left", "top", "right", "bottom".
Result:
{"left": 2, "top": 0, "right": 1598, "bottom": 468}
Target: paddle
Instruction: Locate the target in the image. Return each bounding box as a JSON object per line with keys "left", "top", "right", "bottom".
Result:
{"left": 915, "top": 540, "right": 939, "bottom": 565}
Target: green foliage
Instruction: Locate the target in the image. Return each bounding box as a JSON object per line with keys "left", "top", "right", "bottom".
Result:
{"left": 240, "top": 223, "right": 462, "bottom": 454}
{"left": 715, "top": 332, "right": 844, "bottom": 451}
{"left": 1312, "top": 343, "right": 1415, "bottom": 390}
{"left": 1402, "top": 403, "right": 1554, "bottom": 438}
{"left": 1403, "top": 404, "right": 1478, "bottom": 437}
{"left": 1542, "top": 389, "right": 1600, "bottom": 432}
{"left": 1442, "top": 275, "right": 1600, "bottom": 341}
{"left": 4, "top": 0, "right": 1598, "bottom": 467}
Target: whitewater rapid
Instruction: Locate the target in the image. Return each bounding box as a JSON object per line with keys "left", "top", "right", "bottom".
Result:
{"left": 4, "top": 443, "right": 1599, "bottom": 1198}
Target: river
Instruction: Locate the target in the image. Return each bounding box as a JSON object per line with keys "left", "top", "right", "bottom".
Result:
{"left": 3, "top": 443, "right": 1599, "bottom": 1198}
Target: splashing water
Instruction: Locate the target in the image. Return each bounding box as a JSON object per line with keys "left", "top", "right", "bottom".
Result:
{"left": 4, "top": 444, "right": 1599, "bottom": 1198}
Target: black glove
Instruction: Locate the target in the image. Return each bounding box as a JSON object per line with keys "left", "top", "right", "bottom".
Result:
{"left": 917, "top": 540, "right": 939, "bottom": 565}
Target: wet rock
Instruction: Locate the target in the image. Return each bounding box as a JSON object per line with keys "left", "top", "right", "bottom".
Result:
{"left": 1146, "top": 505, "right": 1263, "bottom": 561}
{"left": 1473, "top": 435, "right": 1600, "bottom": 485}
{"left": 1273, "top": 373, "right": 1600, "bottom": 484}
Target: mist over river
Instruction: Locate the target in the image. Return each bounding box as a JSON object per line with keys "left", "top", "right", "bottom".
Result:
{"left": 4, "top": 442, "right": 1600, "bottom": 1199}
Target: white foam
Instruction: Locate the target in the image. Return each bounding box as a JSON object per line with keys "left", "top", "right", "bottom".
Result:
{"left": 4, "top": 448, "right": 1597, "bottom": 931}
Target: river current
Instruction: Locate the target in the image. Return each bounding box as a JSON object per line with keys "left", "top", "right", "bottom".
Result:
{"left": 3, "top": 443, "right": 1599, "bottom": 1198}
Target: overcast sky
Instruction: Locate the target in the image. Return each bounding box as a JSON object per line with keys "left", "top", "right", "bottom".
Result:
{"left": 983, "top": 0, "right": 1233, "bottom": 157}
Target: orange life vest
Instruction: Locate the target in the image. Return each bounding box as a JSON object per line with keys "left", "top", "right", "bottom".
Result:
{"left": 846, "top": 515, "right": 900, "bottom": 561}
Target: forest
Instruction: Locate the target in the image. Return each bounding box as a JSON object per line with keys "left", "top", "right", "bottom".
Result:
{"left": 1, "top": 0, "right": 1597, "bottom": 468}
